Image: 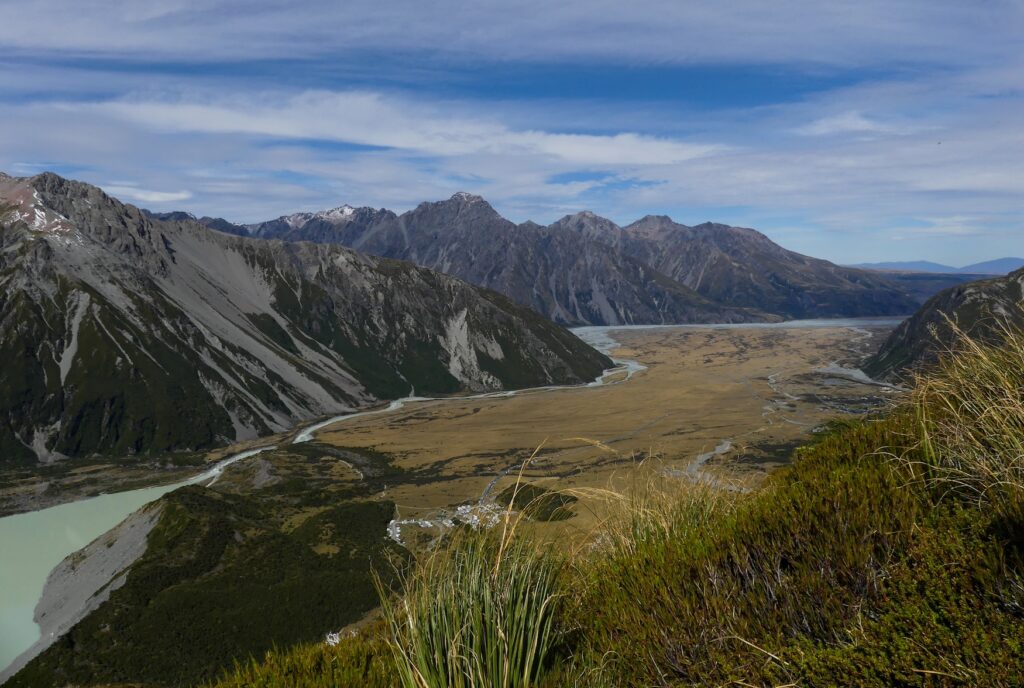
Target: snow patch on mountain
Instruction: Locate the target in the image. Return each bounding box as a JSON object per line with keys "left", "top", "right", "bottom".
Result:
{"left": 320, "top": 205, "right": 356, "bottom": 220}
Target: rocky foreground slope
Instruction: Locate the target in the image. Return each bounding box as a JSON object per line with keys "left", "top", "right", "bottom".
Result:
{"left": 0, "top": 173, "right": 610, "bottom": 465}
{"left": 864, "top": 267, "right": 1024, "bottom": 379}
{"left": 242, "top": 195, "right": 921, "bottom": 324}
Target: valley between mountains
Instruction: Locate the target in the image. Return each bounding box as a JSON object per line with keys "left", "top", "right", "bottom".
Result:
{"left": 0, "top": 170, "right": 1006, "bottom": 686}
{"left": 2, "top": 319, "right": 902, "bottom": 686}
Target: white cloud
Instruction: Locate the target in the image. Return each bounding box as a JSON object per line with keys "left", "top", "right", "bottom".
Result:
{"left": 798, "top": 111, "right": 897, "bottom": 136}
{"left": 75, "top": 92, "right": 719, "bottom": 167}
{"left": 102, "top": 184, "right": 192, "bottom": 203}
{"left": 890, "top": 216, "right": 1002, "bottom": 239}
{"left": 4, "top": 80, "right": 1021, "bottom": 257}
{"left": 0, "top": 0, "right": 1017, "bottom": 68}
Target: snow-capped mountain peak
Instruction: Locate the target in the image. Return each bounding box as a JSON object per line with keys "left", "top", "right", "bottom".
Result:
{"left": 319, "top": 204, "right": 356, "bottom": 221}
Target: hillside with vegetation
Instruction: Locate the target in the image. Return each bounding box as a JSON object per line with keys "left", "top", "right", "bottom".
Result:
{"left": 204, "top": 313, "right": 1024, "bottom": 687}
{"left": 865, "top": 267, "right": 1024, "bottom": 379}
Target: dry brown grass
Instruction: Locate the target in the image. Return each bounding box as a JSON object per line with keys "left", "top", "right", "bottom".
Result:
{"left": 909, "top": 316, "right": 1024, "bottom": 521}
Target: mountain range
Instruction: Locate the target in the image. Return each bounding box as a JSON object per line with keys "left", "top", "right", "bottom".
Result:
{"left": 243, "top": 197, "right": 772, "bottom": 326}
{"left": 849, "top": 258, "right": 1024, "bottom": 275}
{"left": 11, "top": 171, "right": 1005, "bottom": 464}
{"left": 0, "top": 173, "right": 610, "bottom": 465}
{"left": 178, "top": 194, "right": 941, "bottom": 326}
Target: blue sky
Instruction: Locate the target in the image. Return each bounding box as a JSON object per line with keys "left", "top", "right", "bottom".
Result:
{"left": 0, "top": 1, "right": 1021, "bottom": 265}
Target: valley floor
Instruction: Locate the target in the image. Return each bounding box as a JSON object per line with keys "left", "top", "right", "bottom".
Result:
{"left": 279, "top": 322, "right": 900, "bottom": 544}
{"left": 0, "top": 321, "right": 899, "bottom": 522}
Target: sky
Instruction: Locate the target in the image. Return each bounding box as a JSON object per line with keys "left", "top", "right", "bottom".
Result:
{"left": 0, "top": 1, "right": 1022, "bottom": 265}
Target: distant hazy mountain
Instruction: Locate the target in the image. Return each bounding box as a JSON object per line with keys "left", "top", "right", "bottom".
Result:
{"left": 0, "top": 173, "right": 610, "bottom": 464}
{"left": 142, "top": 208, "right": 249, "bottom": 236}
{"left": 864, "top": 267, "right": 1024, "bottom": 379}
{"left": 196, "top": 216, "right": 250, "bottom": 236}
{"left": 958, "top": 258, "right": 1024, "bottom": 275}
{"left": 246, "top": 195, "right": 922, "bottom": 324}
{"left": 879, "top": 272, "right": 983, "bottom": 306}
{"left": 849, "top": 260, "right": 958, "bottom": 273}
{"left": 248, "top": 204, "right": 394, "bottom": 243}
{"left": 851, "top": 258, "right": 1024, "bottom": 275}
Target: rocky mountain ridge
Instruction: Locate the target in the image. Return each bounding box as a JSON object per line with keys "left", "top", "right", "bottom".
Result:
{"left": 241, "top": 193, "right": 922, "bottom": 324}
{"left": 0, "top": 173, "right": 610, "bottom": 464}
{"left": 248, "top": 193, "right": 769, "bottom": 325}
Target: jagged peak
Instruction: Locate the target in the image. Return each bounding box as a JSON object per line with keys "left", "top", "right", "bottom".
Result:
{"left": 410, "top": 191, "right": 500, "bottom": 219}
{"left": 321, "top": 203, "right": 355, "bottom": 216}
{"left": 30, "top": 171, "right": 65, "bottom": 184}
{"left": 565, "top": 210, "right": 605, "bottom": 222}
{"left": 625, "top": 214, "right": 679, "bottom": 231}
{"left": 637, "top": 214, "right": 674, "bottom": 224}
{"left": 449, "top": 191, "right": 484, "bottom": 204}
{"left": 552, "top": 210, "right": 622, "bottom": 233}
{"left": 586, "top": 210, "right": 619, "bottom": 225}
{"left": 143, "top": 209, "right": 197, "bottom": 223}
{"left": 0, "top": 173, "right": 78, "bottom": 235}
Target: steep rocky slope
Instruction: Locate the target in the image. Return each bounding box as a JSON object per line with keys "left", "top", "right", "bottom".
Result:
{"left": 863, "top": 268, "right": 1024, "bottom": 379}
{"left": 0, "top": 173, "right": 610, "bottom": 465}
{"left": 249, "top": 196, "right": 919, "bottom": 324}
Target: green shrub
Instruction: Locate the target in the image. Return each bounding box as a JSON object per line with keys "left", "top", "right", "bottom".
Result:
{"left": 211, "top": 625, "right": 394, "bottom": 688}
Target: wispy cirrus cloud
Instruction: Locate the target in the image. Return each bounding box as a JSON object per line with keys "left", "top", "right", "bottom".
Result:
{"left": 77, "top": 92, "right": 722, "bottom": 166}
{"left": 102, "top": 184, "right": 193, "bottom": 204}
{"left": 0, "top": 0, "right": 1015, "bottom": 67}
{"left": 797, "top": 111, "right": 906, "bottom": 137}
{"left": 891, "top": 216, "right": 1010, "bottom": 240}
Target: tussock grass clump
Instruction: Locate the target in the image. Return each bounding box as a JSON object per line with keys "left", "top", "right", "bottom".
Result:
{"left": 911, "top": 319, "right": 1024, "bottom": 522}
{"left": 379, "top": 518, "right": 562, "bottom": 688}
{"left": 593, "top": 476, "right": 738, "bottom": 558}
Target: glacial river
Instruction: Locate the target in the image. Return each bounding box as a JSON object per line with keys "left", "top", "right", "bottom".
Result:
{"left": 0, "top": 317, "right": 904, "bottom": 677}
